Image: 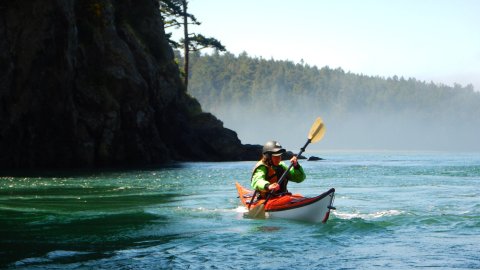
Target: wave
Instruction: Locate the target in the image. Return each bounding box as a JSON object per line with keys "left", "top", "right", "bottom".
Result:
{"left": 333, "top": 209, "right": 404, "bottom": 220}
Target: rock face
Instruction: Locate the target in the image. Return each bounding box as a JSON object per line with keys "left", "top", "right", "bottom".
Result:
{"left": 0, "top": 0, "right": 261, "bottom": 169}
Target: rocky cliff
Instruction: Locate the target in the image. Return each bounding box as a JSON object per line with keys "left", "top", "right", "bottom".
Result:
{"left": 0, "top": 0, "right": 261, "bottom": 169}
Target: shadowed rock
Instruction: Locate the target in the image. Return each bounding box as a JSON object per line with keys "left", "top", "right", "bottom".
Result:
{"left": 0, "top": 0, "right": 260, "bottom": 169}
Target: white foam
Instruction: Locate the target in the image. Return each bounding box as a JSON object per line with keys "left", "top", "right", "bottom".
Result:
{"left": 234, "top": 206, "right": 248, "bottom": 213}
{"left": 334, "top": 209, "right": 403, "bottom": 220}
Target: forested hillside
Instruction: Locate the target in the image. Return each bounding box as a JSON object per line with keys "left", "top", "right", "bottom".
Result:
{"left": 181, "top": 51, "right": 480, "bottom": 151}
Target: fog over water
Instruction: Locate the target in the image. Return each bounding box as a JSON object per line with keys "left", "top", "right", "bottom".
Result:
{"left": 209, "top": 105, "right": 480, "bottom": 153}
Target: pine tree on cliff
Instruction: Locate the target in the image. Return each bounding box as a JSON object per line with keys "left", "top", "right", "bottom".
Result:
{"left": 159, "top": 0, "right": 226, "bottom": 90}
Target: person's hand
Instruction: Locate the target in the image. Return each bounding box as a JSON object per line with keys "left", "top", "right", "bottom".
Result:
{"left": 268, "top": 183, "right": 280, "bottom": 191}
{"left": 290, "top": 156, "right": 298, "bottom": 167}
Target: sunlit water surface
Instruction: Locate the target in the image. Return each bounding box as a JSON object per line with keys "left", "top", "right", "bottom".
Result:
{"left": 1, "top": 152, "right": 479, "bottom": 269}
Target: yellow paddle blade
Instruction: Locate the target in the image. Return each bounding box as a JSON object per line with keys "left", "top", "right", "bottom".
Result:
{"left": 308, "top": 117, "right": 326, "bottom": 143}
{"left": 246, "top": 204, "right": 266, "bottom": 219}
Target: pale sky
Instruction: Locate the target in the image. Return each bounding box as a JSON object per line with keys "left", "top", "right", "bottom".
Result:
{"left": 179, "top": 0, "right": 480, "bottom": 91}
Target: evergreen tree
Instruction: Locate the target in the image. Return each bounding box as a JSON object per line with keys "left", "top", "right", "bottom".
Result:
{"left": 159, "top": 0, "right": 226, "bottom": 90}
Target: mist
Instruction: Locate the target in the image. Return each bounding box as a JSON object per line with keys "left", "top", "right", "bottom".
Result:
{"left": 209, "top": 105, "right": 480, "bottom": 154}
{"left": 185, "top": 52, "right": 480, "bottom": 154}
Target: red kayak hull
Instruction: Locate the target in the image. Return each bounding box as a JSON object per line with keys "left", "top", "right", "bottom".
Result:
{"left": 236, "top": 182, "right": 335, "bottom": 223}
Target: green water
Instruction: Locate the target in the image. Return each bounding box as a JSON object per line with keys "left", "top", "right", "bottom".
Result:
{"left": 1, "top": 152, "right": 479, "bottom": 269}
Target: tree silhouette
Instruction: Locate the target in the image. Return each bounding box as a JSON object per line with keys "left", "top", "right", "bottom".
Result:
{"left": 159, "top": 0, "right": 225, "bottom": 90}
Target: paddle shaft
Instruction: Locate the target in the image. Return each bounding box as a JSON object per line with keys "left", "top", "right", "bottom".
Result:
{"left": 247, "top": 190, "right": 257, "bottom": 209}
{"left": 263, "top": 139, "right": 311, "bottom": 206}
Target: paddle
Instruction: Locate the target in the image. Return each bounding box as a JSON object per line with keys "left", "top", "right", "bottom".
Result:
{"left": 247, "top": 117, "right": 326, "bottom": 218}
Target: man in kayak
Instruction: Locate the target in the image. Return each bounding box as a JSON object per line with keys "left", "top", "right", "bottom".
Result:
{"left": 251, "top": 140, "right": 306, "bottom": 197}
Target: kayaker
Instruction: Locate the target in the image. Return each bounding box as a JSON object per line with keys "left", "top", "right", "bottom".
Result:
{"left": 251, "top": 140, "right": 306, "bottom": 197}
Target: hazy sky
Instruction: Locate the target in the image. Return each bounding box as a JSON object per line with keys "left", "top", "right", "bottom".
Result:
{"left": 183, "top": 0, "right": 480, "bottom": 91}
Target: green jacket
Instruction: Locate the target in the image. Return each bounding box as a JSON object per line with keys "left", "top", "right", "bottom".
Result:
{"left": 251, "top": 160, "right": 306, "bottom": 192}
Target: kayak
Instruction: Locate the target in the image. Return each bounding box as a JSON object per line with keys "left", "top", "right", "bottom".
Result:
{"left": 235, "top": 182, "right": 336, "bottom": 223}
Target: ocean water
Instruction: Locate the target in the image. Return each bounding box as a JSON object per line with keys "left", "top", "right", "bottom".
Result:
{"left": 1, "top": 151, "right": 479, "bottom": 269}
